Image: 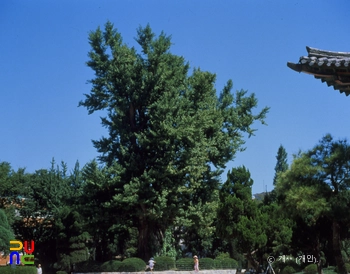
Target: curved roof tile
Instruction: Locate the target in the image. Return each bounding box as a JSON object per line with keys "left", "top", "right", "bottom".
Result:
{"left": 287, "top": 46, "right": 350, "bottom": 96}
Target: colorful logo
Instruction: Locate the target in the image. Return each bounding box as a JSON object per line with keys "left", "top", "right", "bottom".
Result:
{"left": 9, "top": 240, "right": 35, "bottom": 265}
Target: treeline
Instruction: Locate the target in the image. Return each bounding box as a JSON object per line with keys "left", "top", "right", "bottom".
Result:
{"left": 1, "top": 136, "right": 350, "bottom": 274}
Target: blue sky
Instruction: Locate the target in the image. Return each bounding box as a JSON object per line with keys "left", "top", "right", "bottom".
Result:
{"left": 1, "top": 1, "right": 350, "bottom": 194}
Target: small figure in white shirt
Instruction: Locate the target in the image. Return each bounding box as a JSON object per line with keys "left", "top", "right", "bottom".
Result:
{"left": 37, "top": 264, "right": 42, "bottom": 274}
{"left": 145, "top": 257, "right": 156, "bottom": 272}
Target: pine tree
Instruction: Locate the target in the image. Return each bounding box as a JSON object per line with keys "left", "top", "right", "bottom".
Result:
{"left": 273, "top": 145, "right": 288, "bottom": 185}
{"left": 276, "top": 134, "right": 350, "bottom": 274}
{"left": 216, "top": 166, "right": 267, "bottom": 271}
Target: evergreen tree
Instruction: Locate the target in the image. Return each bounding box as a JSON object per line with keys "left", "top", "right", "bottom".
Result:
{"left": 79, "top": 21, "right": 269, "bottom": 259}
{"left": 273, "top": 145, "right": 288, "bottom": 185}
{"left": 216, "top": 166, "right": 268, "bottom": 271}
{"left": 276, "top": 134, "right": 350, "bottom": 274}
{"left": 55, "top": 208, "right": 90, "bottom": 272}
{"left": 0, "top": 209, "right": 14, "bottom": 255}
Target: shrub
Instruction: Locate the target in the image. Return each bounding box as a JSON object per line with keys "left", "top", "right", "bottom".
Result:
{"left": 199, "top": 258, "right": 215, "bottom": 270}
{"left": 56, "top": 271, "right": 68, "bottom": 274}
{"left": 304, "top": 264, "right": 317, "bottom": 274}
{"left": 215, "top": 252, "right": 231, "bottom": 260}
{"left": 346, "top": 263, "right": 350, "bottom": 272}
{"left": 0, "top": 266, "right": 37, "bottom": 274}
{"left": 214, "top": 258, "right": 238, "bottom": 269}
{"left": 335, "top": 263, "right": 350, "bottom": 273}
{"left": 273, "top": 257, "right": 301, "bottom": 273}
{"left": 282, "top": 265, "right": 295, "bottom": 274}
{"left": 20, "top": 267, "right": 37, "bottom": 274}
{"left": 74, "top": 260, "right": 102, "bottom": 272}
{"left": 176, "top": 258, "right": 194, "bottom": 271}
{"left": 118, "top": 257, "right": 146, "bottom": 272}
{"left": 153, "top": 256, "right": 176, "bottom": 271}
{"left": 100, "top": 260, "right": 122, "bottom": 272}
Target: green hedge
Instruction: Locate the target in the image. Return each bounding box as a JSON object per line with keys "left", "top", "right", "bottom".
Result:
{"left": 74, "top": 260, "right": 102, "bottom": 272}
{"left": 0, "top": 266, "right": 37, "bottom": 274}
{"left": 153, "top": 256, "right": 176, "bottom": 271}
{"left": 281, "top": 265, "right": 296, "bottom": 274}
{"left": 214, "top": 258, "right": 238, "bottom": 269}
{"left": 100, "top": 260, "right": 122, "bottom": 272}
{"left": 304, "top": 264, "right": 317, "bottom": 274}
{"left": 272, "top": 256, "right": 301, "bottom": 273}
{"left": 334, "top": 263, "right": 350, "bottom": 273}
{"left": 56, "top": 271, "right": 68, "bottom": 274}
{"left": 176, "top": 258, "right": 194, "bottom": 271}
{"left": 199, "top": 258, "right": 215, "bottom": 270}
{"left": 118, "top": 257, "right": 146, "bottom": 272}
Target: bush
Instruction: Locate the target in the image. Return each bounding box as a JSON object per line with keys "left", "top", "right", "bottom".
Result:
{"left": 118, "top": 257, "right": 146, "bottom": 272}
{"left": 74, "top": 260, "right": 102, "bottom": 272}
{"left": 100, "top": 260, "right": 122, "bottom": 272}
{"left": 199, "top": 258, "right": 215, "bottom": 270}
{"left": 282, "top": 265, "right": 296, "bottom": 274}
{"left": 215, "top": 252, "right": 231, "bottom": 260}
{"left": 273, "top": 257, "right": 301, "bottom": 273}
{"left": 153, "top": 256, "right": 176, "bottom": 271}
{"left": 304, "top": 264, "right": 317, "bottom": 274}
{"left": 334, "top": 263, "right": 350, "bottom": 273}
{"left": 214, "top": 258, "right": 238, "bottom": 269}
{"left": 56, "top": 271, "right": 68, "bottom": 274}
{"left": 0, "top": 266, "right": 37, "bottom": 274}
{"left": 346, "top": 263, "right": 350, "bottom": 272}
{"left": 176, "top": 258, "right": 194, "bottom": 271}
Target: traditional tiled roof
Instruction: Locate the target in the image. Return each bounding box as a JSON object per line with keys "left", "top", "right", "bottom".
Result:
{"left": 287, "top": 46, "right": 350, "bottom": 96}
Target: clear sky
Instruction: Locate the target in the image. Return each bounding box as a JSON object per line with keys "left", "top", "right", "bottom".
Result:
{"left": 1, "top": 1, "right": 350, "bottom": 194}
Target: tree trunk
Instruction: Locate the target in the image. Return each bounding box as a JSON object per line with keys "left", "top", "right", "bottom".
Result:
{"left": 315, "top": 237, "right": 323, "bottom": 274}
{"left": 246, "top": 250, "right": 259, "bottom": 272}
{"left": 333, "top": 220, "right": 347, "bottom": 274}
{"left": 138, "top": 217, "right": 151, "bottom": 260}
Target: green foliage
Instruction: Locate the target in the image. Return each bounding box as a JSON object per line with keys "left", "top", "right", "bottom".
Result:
{"left": 215, "top": 252, "right": 230, "bottom": 260}
{"left": 276, "top": 134, "right": 350, "bottom": 273}
{"left": 273, "top": 145, "right": 288, "bottom": 185}
{"left": 56, "top": 271, "right": 68, "bottom": 274}
{"left": 282, "top": 265, "right": 296, "bottom": 274}
{"left": 217, "top": 166, "right": 267, "bottom": 268}
{"left": 176, "top": 258, "right": 194, "bottom": 271}
{"left": 176, "top": 195, "right": 219, "bottom": 258}
{"left": 199, "top": 258, "right": 215, "bottom": 269}
{"left": 346, "top": 263, "right": 350, "bottom": 272}
{"left": 80, "top": 21, "right": 269, "bottom": 259}
{"left": 272, "top": 257, "right": 301, "bottom": 274}
{"left": 303, "top": 263, "right": 317, "bottom": 274}
{"left": 0, "top": 266, "right": 37, "bottom": 274}
{"left": 0, "top": 209, "right": 14, "bottom": 255}
{"left": 153, "top": 256, "right": 175, "bottom": 270}
{"left": 159, "top": 228, "right": 178, "bottom": 259}
{"left": 259, "top": 202, "right": 293, "bottom": 256}
{"left": 334, "top": 263, "right": 350, "bottom": 273}
{"left": 214, "top": 258, "right": 239, "bottom": 269}
{"left": 118, "top": 257, "right": 146, "bottom": 272}
{"left": 55, "top": 208, "right": 90, "bottom": 272}
{"left": 74, "top": 260, "right": 102, "bottom": 272}
{"left": 100, "top": 260, "right": 122, "bottom": 272}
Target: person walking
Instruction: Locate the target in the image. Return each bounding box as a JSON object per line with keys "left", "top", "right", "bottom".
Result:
{"left": 145, "top": 257, "right": 156, "bottom": 272}
{"left": 193, "top": 255, "right": 199, "bottom": 272}
{"left": 37, "top": 264, "right": 42, "bottom": 274}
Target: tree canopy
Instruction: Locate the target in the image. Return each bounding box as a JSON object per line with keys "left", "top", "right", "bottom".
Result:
{"left": 79, "top": 21, "right": 269, "bottom": 259}
{"left": 276, "top": 134, "right": 350, "bottom": 274}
